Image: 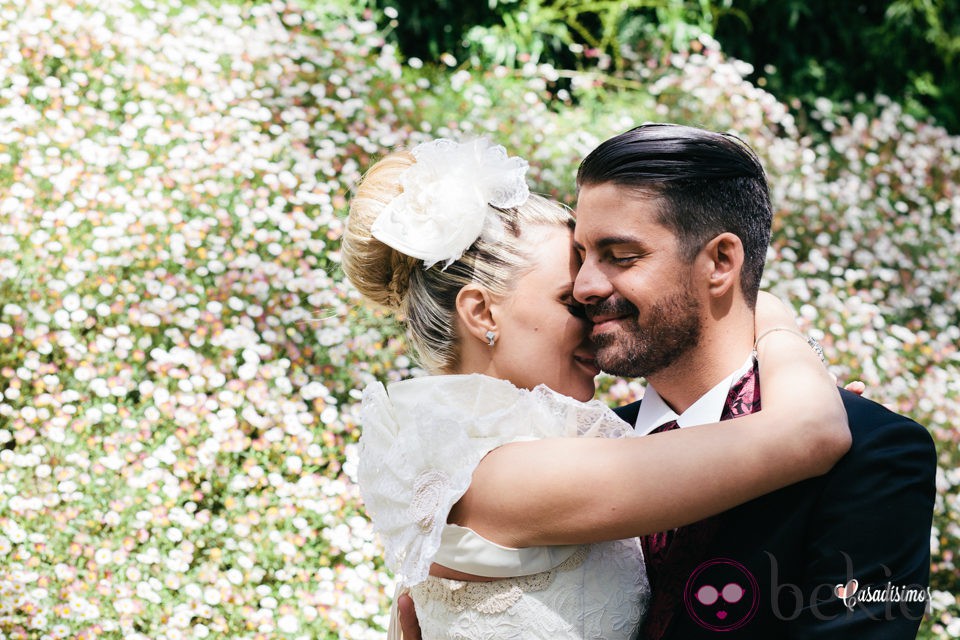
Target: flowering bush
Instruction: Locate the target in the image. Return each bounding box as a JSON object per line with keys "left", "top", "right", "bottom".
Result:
{"left": 0, "top": 1, "right": 407, "bottom": 637}
{"left": 0, "top": 1, "right": 956, "bottom": 639}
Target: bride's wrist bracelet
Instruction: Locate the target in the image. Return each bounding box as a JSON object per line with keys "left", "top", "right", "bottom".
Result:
{"left": 753, "top": 327, "right": 825, "bottom": 362}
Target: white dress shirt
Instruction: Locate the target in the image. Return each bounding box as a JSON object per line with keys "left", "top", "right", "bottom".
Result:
{"left": 633, "top": 355, "right": 756, "bottom": 435}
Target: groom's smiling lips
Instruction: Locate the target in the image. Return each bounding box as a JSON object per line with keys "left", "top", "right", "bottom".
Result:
{"left": 589, "top": 312, "right": 625, "bottom": 324}
{"left": 587, "top": 311, "right": 630, "bottom": 333}
{"left": 585, "top": 296, "right": 638, "bottom": 332}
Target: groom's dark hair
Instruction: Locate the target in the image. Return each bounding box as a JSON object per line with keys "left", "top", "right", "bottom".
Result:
{"left": 576, "top": 123, "right": 773, "bottom": 308}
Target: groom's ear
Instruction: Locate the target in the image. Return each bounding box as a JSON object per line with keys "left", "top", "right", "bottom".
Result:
{"left": 456, "top": 284, "right": 497, "bottom": 344}
{"left": 702, "top": 232, "right": 744, "bottom": 298}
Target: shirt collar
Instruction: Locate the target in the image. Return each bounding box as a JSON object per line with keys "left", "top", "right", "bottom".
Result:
{"left": 633, "top": 354, "right": 755, "bottom": 435}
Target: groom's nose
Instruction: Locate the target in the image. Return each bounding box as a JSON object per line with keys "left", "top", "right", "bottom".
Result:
{"left": 573, "top": 255, "right": 613, "bottom": 305}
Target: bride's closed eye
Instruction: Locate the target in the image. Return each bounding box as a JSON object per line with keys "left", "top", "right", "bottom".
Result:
{"left": 567, "top": 304, "right": 587, "bottom": 319}
{"left": 563, "top": 297, "right": 588, "bottom": 319}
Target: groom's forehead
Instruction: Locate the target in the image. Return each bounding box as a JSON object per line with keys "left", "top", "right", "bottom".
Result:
{"left": 574, "top": 182, "right": 661, "bottom": 217}
{"left": 573, "top": 187, "right": 671, "bottom": 243}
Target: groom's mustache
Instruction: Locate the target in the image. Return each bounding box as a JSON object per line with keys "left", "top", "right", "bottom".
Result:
{"left": 585, "top": 296, "right": 639, "bottom": 323}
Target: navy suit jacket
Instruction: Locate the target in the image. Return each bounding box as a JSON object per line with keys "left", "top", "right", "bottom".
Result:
{"left": 616, "top": 388, "right": 937, "bottom": 639}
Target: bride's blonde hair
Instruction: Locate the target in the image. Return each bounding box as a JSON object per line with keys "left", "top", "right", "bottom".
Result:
{"left": 341, "top": 149, "right": 573, "bottom": 373}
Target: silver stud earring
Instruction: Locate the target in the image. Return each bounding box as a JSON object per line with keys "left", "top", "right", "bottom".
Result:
{"left": 485, "top": 330, "right": 496, "bottom": 347}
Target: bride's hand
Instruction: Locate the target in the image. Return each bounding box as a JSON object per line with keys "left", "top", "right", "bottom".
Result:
{"left": 843, "top": 380, "right": 866, "bottom": 395}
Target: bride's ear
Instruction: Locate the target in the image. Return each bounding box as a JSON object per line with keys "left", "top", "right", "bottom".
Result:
{"left": 456, "top": 284, "right": 497, "bottom": 345}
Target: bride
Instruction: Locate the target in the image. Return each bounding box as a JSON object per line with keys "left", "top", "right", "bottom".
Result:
{"left": 340, "top": 137, "right": 850, "bottom": 639}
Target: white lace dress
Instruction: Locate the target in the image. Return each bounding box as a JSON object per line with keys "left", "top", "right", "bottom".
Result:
{"left": 358, "top": 374, "right": 650, "bottom": 639}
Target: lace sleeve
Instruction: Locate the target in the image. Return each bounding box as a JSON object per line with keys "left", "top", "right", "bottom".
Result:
{"left": 357, "top": 382, "right": 494, "bottom": 587}
{"left": 357, "top": 376, "right": 635, "bottom": 588}
{"left": 530, "top": 385, "right": 637, "bottom": 439}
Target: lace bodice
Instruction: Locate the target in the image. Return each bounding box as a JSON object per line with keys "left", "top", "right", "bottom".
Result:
{"left": 358, "top": 374, "right": 650, "bottom": 639}
{"left": 412, "top": 538, "right": 646, "bottom": 639}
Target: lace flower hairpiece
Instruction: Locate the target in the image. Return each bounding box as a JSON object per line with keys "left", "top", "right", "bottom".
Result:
{"left": 371, "top": 137, "right": 530, "bottom": 269}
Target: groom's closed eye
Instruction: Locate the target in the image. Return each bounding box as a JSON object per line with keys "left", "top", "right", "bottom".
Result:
{"left": 609, "top": 254, "right": 643, "bottom": 265}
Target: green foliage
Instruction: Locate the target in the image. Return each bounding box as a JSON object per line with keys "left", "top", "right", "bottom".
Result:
{"left": 714, "top": 0, "right": 960, "bottom": 133}
{"left": 367, "top": 0, "right": 499, "bottom": 62}
{"left": 463, "top": 0, "right": 577, "bottom": 69}
{"left": 375, "top": 0, "right": 745, "bottom": 72}
{"left": 379, "top": 0, "right": 958, "bottom": 134}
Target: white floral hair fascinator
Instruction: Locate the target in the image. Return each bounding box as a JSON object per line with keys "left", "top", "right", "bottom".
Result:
{"left": 371, "top": 137, "right": 530, "bottom": 269}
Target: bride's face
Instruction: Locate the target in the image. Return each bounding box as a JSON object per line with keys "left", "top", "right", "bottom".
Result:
{"left": 490, "top": 224, "right": 600, "bottom": 401}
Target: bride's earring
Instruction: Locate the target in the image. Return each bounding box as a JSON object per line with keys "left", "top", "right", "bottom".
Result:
{"left": 485, "top": 330, "right": 497, "bottom": 347}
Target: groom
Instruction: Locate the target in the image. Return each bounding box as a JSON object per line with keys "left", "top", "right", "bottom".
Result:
{"left": 572, "top": 123, "right": 936, "bottom": 638}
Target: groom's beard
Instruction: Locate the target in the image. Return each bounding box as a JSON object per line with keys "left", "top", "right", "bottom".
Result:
{"left": 587, "top": 289, "right": 702, "bottom": 378}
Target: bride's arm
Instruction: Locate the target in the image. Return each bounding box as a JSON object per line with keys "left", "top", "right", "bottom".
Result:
{"left": 448, "top": 294, "right": 851, "bottom": 547}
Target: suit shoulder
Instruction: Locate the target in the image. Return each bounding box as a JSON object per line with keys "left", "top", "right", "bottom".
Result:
{"left": 838, "top": 388, "right": 937, "bottom": 462}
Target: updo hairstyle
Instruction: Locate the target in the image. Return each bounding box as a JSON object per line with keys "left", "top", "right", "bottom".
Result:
{"left": 341, "top": 149, "right": 573, "bottom": 373}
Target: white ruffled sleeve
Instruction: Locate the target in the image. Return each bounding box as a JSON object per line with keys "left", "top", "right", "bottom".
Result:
{"left": 357, "top": 381, "right": 492, "bottom": 587}
{"left": 357, "top": 375, "right": 636, "bottom": 588}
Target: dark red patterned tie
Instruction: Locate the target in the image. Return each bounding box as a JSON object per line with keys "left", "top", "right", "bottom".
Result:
{"left": 640, "top": 364, "right": 760, "bottom": 640}
{"left": 641, "top": 419, "right": 680, "bottom": 582}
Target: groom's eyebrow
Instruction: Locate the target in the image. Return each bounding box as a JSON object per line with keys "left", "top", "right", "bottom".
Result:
{"left": 579, "top": 235, "right": 646, "bottom": 251}
{"left": 599, "top": 235, "right": 643, "bottom": 248}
